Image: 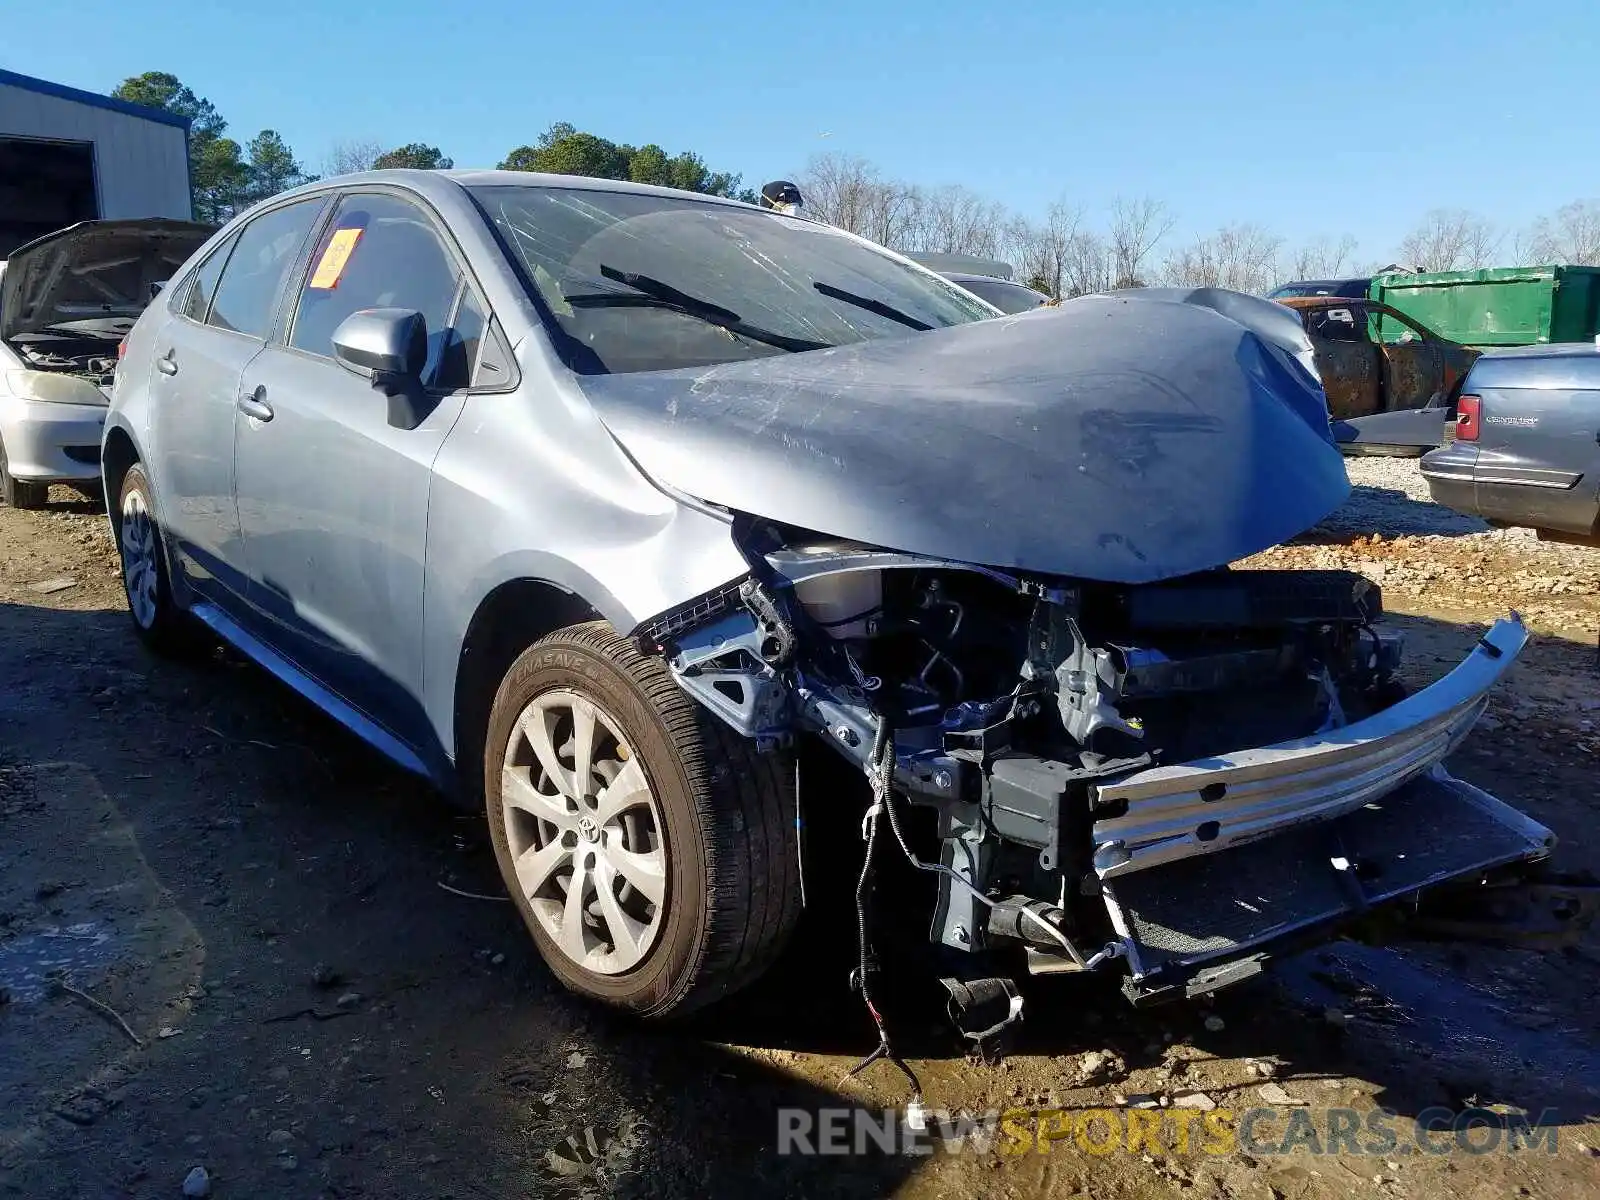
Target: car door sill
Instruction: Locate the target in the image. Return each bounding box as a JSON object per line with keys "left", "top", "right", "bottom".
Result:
{"left": 187, "top": 600, "right": 432, "bottom": 782}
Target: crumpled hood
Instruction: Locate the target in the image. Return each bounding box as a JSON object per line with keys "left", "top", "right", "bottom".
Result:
{"left": 579, "top": 290, "right": 1350, "bottom": 584}
{"left": 1, "top": 219, "right": 214, "bottom": 343}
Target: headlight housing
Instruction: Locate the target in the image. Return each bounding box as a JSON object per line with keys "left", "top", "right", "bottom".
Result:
{"left": 5, "top": 370, "right": 109, "bottom": 407}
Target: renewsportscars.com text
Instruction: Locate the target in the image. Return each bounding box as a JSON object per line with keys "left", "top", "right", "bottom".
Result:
{"left": 777, "top": 1105, "right": 1562, "bottom": 1158}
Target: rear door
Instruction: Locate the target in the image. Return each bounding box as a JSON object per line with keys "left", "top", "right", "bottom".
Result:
{"left": 231, "top": 189, "right": 490, "bottom": 746}
{"left": 1474, "top": 379, "right": 1600, "bottom": 536}
{"left": 148, "top": 197, "right": 327, "bottom": 602}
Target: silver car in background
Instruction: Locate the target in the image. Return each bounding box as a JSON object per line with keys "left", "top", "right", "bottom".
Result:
{"left": 0, "top": 219, "right": 209, "bottom": 507}
{"left": 105, "top": 170, "right": 1570, "bottom": 1026}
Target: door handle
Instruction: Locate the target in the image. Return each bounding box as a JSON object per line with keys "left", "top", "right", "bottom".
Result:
{"left": 237, "top": 386, "right": 274, "bottom": 423}
{"left": 155, "top": 351, "right": 178, "bottom": 376}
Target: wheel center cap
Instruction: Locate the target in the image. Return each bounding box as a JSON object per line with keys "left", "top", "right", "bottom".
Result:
{"left": 578, "top": 816, "right": 600, "bottom": 843}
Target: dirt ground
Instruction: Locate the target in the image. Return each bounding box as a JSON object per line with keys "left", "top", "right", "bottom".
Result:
{"left": 1, "top": 463, "right": 1598, "bottom": 1199}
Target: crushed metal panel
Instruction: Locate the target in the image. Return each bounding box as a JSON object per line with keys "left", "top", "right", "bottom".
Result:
{"left": 580, "top": 293, "right": 1349, "bottom": 585}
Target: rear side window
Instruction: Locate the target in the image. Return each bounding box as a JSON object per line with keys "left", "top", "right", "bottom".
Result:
{"left": 207, "top": 199, "right": 324, "bottom": 339}
{"left": 960, "top": 278, "right": 1048, "bottom": 314}
{"left": 179, "top": 232, "right": 238, "bottom": 323}
{"left": 288, "top": 193, "right": 463, "bottom": 386}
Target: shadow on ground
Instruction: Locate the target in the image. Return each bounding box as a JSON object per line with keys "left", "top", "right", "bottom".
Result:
{"left": 1307, "top": 484, "right": 1489, "bottom": 542}
{"left": 2, "top": 599, "right": 1597, "bottom": 1199}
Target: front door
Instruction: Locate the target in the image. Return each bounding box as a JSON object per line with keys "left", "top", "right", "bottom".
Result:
{"left": 232, "top": 191, "right": 487, "bottom": 747}
{"left": 148, "top": 198, "right": 327, "bottom": 602}
{"left": 1373, "top": 305, "right": 1446, "bottom": 413}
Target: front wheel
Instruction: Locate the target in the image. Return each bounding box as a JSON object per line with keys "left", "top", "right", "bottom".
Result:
{"left": 484, "top": 622, "right": 801, "bottom": 1018}
{"left": 0, "top": 439, "right": 49, "bottom": 509}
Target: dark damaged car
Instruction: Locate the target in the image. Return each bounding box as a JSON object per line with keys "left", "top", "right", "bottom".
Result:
{"left": 1279, "top": 295, "right": 1479, "bottom": 456}
{"left": 104, "top": 172, "right": 1581, "bottom": 1028}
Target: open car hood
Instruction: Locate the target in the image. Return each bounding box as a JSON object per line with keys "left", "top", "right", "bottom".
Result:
{"left": 579, "top": 289, "right": 1349, "bottom": 584}
{"left": 0, "top": 219, "right": 214, "bottom": 344}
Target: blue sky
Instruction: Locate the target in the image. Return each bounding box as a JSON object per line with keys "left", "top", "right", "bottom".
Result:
{"left": 5, "top": 0, "right": 1597, "bottom": 262}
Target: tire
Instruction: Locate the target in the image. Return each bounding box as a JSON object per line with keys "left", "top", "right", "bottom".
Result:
{"left": 484, "top": 621, "right": 800, "bottom": 1018}
{"left": 115, "top": 463, "right": 208, "bottom": 657}
{"left": 0, "top": 439, "right": 49, "bottom": 509}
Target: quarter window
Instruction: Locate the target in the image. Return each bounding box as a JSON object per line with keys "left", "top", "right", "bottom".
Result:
{"left": 289, "top": 193, "right": 464, "bottom": 386}
{"left": 206, "top": 199, "right": 324, "bottom": 339}
{"left": 179, "top": 232, "right": 238, "bottom": 323}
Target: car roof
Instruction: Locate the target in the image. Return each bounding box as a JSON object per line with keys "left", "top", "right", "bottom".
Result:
{"left": 946, "top": 272, "right": 1030, "bottom": 286}
{"left": 1468, "top": 341, "right": 1600, "bottom": 388}
{"left": 1476, "top": 341, "right": 1600, "bottom": 360}
{"left": 266, "top": 168, "right": 760, "bottom": 211}
{"left": 1277, "top": 295, "right": 1373, "bottom": 310}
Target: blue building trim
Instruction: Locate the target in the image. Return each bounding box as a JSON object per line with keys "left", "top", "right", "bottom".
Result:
{"left": 0, "top": 68, "right": 192, "bottom": 130}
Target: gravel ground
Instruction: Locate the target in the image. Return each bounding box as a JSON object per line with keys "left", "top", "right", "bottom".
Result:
{"left": 1242, "top": 458, "right": 1600, "bottom": 640}
{"left": 1, "top": 480, "right": 1597, "bottom": 1200}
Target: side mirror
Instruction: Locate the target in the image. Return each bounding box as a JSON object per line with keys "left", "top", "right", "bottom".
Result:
{"left": 331, "top": 308, "right": 430, "bottom": 429}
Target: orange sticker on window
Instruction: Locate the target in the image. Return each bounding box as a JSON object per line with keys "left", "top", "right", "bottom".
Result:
{"left": 308, "top": 227, "right": 363, "bottom": 289}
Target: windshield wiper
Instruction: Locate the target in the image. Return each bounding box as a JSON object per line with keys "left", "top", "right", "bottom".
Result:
{"left": 812, "top": 281, "right": 932, "bottom": 331}
{"left": 562, "top": 266, "right": 832, "bottom": 354}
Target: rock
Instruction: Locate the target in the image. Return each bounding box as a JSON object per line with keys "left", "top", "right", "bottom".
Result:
{"left": 28, "top": 577, "right": 77, "bottom": 594}
{"left": 1202, "top": 1014, "right": 1225, "bottom": 1033}
{"left": 335, "top": 992, "right": 362, "bottom": 1010}
{"left": 490, "top": 952, "right": 506, "bottom": 966}
{"left": 158, "top": 1026, "right": 182, "bottom": 1039}
{"left": 267, "top": 1129, "right": 293, "bottom": 1145}
{"left": 311, "top": 963, "right": 343, "bottom": 989}
{"left": 1323, "top": 1006, "right": 1351, "bottom": 1029}
{"left": 277, "top": 1154, "right": 298, "bottom": 1171}
{"left": 1258, "top": 1083, "right": 1307, "bottom": 1107}
{"left": 1173, "top": 1091, "right": 1217, "bottom": 1110}
{"left": 181, "top": 1166, "right": 211, "bottom": 1197}
{"left": 565, "top": 1051, "right": 588, "bottom": 1070}
{"left": 1123, "top": 1094, "right": 1161, "bottom": 1109}
{"left": 1249, "top": 1060, "right": 1276, "bottom": 1078}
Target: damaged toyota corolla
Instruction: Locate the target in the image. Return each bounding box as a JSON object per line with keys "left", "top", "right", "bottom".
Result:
{"left": 107, "top": 173, "right": 1579, "bottom": 1040}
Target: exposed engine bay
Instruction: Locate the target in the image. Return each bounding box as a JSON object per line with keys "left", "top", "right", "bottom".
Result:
{"left": 10, "top": 331, "right": 121, "bottom": 392}
{"left": 639, "top": 517, "right": 1571, "bottom": 1031}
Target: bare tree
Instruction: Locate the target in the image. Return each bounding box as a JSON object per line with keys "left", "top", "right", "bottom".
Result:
{"left": 1107, "top": 196, "right": 1174, "bottom": 287}
{"left": 798, "top": 153, "right": 920, "bottom": 246}
{"left": 905, "top": 185, "right": 1006, "bottom": 258}
{"left": 1161, "top": 224, "right": 1284, "bottom": 294}
{"left": 1521, "top": 199, "right": 1600, "bottom": 266}
{"left": 1396, "top": 209, "right": 1501, "bottom": 272}
{"left": 1062, "top": 231, "right": 1117, "bottom": 297}
{"left": 1002, "top": 200, "right": 1083, "bottom": 297}
{"left": 324, "top": 138, "right": 384, "bottom": 177}
{"left": 1286, "top": 234, "right": 1359, "bottom": 281}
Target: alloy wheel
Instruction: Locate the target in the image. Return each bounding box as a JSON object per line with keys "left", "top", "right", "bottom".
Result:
{"left": 120, "top": 487, "right": 159, "bottom": 629}
{"left": 500, "top": 689, "right": 668, "bottom": 974}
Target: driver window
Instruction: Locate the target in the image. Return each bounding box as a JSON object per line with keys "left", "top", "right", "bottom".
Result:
{"left": 289, "top": 193, "right": 463, "bottom": 386}
{"left": 1310, "top": 307, "right": 1362, "bottom": 342}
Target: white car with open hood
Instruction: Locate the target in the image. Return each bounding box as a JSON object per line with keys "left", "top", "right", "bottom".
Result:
{"left": 0, "top": 219, "right": 211, "bottom": 507}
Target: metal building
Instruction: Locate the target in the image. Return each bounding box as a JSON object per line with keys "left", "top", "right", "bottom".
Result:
{"left": 0, "top": 69, "right": 192, "bottom": 257}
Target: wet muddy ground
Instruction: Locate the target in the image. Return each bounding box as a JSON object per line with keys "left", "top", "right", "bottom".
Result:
{"left": 1, "top": 467, "right": 1598, "bottom": 1199}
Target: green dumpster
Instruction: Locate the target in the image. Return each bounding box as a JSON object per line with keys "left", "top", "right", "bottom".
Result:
{"left": 1368, "top": 265, "right": 1600, "bottom": 349}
